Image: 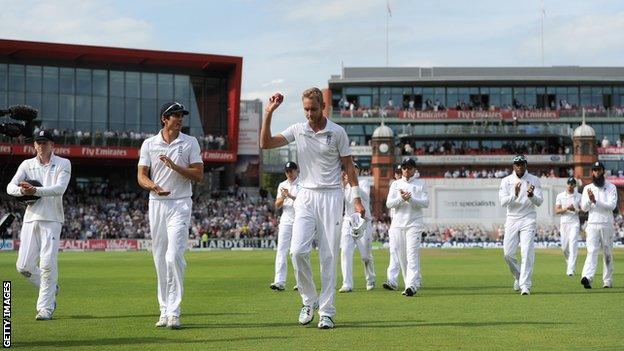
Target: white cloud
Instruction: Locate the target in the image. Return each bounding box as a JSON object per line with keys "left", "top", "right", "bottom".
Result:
{"left": 0, "top": 0, "right": 155, "bottom": 48}
{"left": 284, "top": 0, "right": 379, "bottom": 22}
{"left": 518, "top": 12, "right": 624, "bottom": 64}
{"left": 261, "top": 78, "right": 285, "bottom": 87}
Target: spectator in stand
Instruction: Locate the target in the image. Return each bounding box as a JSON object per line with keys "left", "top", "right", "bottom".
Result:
{"left": 601, "top": 137, "right": 610, "bottom": 148}
{"left": 339, "top": 97, "right": 347, "bottom": 112}
{"left": 403, "top": 143, "right": 414, "bottom": 155}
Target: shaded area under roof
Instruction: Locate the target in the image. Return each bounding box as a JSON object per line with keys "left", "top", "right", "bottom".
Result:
{"left": 330, "top": 67, "right": 624, "bottom": 84}
{"left": 0, "top": 39, "right": 241, "bottom": 71}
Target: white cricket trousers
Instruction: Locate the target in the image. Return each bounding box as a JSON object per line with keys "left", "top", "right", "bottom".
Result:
{"left": 290, "top": 187, "right": 343, "bottom": 318}
{"left": 149, "top": 198, "right": 192, "bottom": 318}
{"left": 582, "top": 223, "right": 615, "bottom": 286}
{"left": 560, "top": 222, "right": 580, "bottom": 275}
{"left": 16, "top": 221, "right": 61, "bottom": 312}
{"left": 273, "top": 223, "right": 294, "bottom": 285}
{"left": 392, "top": 226, "right": 422, "bottom": 290}
{"left": 386, "top": 227, "right": 400, "bottom": 286}
{"left": 340, "top": 220, "right": 375, "bottom": 289}
{"left": 503, "top": 218, "right": 536, "bottom": 290}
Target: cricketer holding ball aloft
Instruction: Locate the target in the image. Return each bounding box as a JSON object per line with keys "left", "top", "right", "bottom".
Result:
{"left": 260, "top": 88, "right": 364, "bottom": 329}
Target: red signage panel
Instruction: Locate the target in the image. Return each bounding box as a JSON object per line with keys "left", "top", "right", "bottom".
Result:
{"left": 0, "top": 143, "right": 237, "bottom": 163}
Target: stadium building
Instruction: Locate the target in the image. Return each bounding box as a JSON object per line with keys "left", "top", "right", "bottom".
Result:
{"left": 0, "top": 39, "right": 242, "bottom": 190}
{"left": 324, "top": 67, "right": 624, "bottom": 220}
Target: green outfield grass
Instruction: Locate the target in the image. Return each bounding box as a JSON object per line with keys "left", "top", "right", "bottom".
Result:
{"left": 1, "top": 248, "right": 623, "bottom": 350}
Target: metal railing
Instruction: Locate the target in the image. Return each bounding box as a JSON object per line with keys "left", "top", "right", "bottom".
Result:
{"left": 0, "top": 133, "right": 230, "bottom": 150}
{"left": 397, "top": 124, "right": 573, "bottom": 137}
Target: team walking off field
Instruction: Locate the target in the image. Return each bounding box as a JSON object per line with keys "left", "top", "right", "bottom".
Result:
{"left": 6, "top": 88, "right": 619, "bottom": 331}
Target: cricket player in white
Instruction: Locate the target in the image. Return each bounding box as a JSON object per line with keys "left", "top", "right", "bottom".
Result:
{"left": 499, "top": 155, "right": 543, "bottom": 295}
{"left": 385, "top": 158, "right": 429, "bottom": 297}
{"left": 260, "top": 88, "right": 364, "bottom": 329}
{"left": 138, "top": 102, "right": 204, "bottom": 329}
{"left": 270, "top": 161, "right": 300, "bottom": 291}
{"left": 339, "top": 163, "right": 375, "bottom": 292}
{"left": 580, "top": 162, "right": 617, "bottom": 289}
{"left": 554, "top": 177, "right": 582, "bottom": 276}
{"left": 7, "top": 130, "right": 71, "bottom": 320}
{"left": 383, "top": 164, "right": 403, "bottom": 291}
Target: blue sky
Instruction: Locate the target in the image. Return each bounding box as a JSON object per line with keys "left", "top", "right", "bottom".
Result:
{"left": 1, "top": 0, "right": 623, "bottom": 131}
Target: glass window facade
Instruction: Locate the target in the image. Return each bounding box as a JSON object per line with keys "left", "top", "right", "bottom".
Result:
{"left": 0, "top": 63, "right": 228, "bottom": 137}
{"left": 333, "top": 84, "right": 624, "bottom": 111}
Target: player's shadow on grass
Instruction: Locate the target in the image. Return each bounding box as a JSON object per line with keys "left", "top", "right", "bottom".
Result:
{"left": 420, "top": 287, "right": 624, "bottom": 297}
{"left": 338, "top": 320, "right": 571, "bottom": 329}
{"left": 60, "top": 312, "right": 256, "bottom": 320}
{"left": 182, "top": 320, "right": 570, "bottom": 330}
{"left": 16, "top": 336, "right": 293, "bottom": 348}
{"left": 535, "top": 288, "right": 624, "bottom": 295}
{"left": 423, "top": 285, "right": 509, "bottom": 291}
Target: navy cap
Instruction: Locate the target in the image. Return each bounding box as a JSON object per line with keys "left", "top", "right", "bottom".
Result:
{"left": 160, "top": 101, "right": 189, "bottom": 117}
{"left": 401, "top": 157, "right": 416, "bottom": 168}
{"left": 513, "top": 155, "right": 527, "bottom": 164}
{"left": 394, "top": 164, "right": 402, "bottom": 173}
{"left": 592, "top": 161, "right": 605, "bottom": 170}
{"left": 33, "top": 130, "right": 54, "bottom": 142}
{"left": 567, "top": 177, "right": 577, "bottom": 185}
{"left": 284, "top": 161, "right": 298, "bottom": 171}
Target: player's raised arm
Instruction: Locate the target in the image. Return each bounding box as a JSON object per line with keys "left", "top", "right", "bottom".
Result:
{"left": 260, "top": 92, "right": 289, "bottom": 150}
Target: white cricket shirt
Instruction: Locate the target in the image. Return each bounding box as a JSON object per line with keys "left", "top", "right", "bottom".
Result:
{"left": 6, "top": 154, "right": 71, "bottom": 223}
{"left": 386, "top": 176, "right": 429, "bottom": 228}
{"left": 280, "top": 119, "right": 351, "bottom": 189}
{"left": 499, "top": 172, "right": 543, "bottom": 221}
{"left": 138, "top": 131, "right": 203, "bottom": 200}
{"left": 555, "top": 190, "right": 581, "bottom": 224}
{"left": 580, "top": 181, "right": 617, "bottom": 225}
{"left": 277, "top": 177, "right": 300, "bottom": 225}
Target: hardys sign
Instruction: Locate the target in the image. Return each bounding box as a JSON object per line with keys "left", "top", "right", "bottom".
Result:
{"left": 202, "top": 239, "right": 277, "bottom": 249}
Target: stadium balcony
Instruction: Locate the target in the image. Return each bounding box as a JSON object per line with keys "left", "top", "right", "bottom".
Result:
{"left": 398, "top": 124, "right": 572, "bottom": 138}
{"left": 0, "top": 130, "right": 230, "bottom": 151}
{"left": 332, "top": 106, "right": 624, "bottom": 120}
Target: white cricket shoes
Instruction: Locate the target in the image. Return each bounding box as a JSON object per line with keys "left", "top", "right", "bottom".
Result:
{"left": 382, "top": 281, "right": 398, "bottom": 291}
{"left": 35, "top": 309, "right": 53, "bottom": 321}
{"left": 318, "top": 315, "right": 334, "bottom": 329}
{"left": 520, "top": 288, "right": 530, "bottom": 296}
{"left": 155, "top": 315, "right": 167, "bottom": 327}
{"left": 270, "top": 283, "right": 285, "bottom": 291}
{"left": 167, "top": 315, "right": 181, "bottom": 329}
{"left": 298, "top": 302, "right": 318, "bottom": 325}
{"left": 513, "top": 279, "right": 520, "bottom": 291}
{"left": 402, "top": 286, "right": 416, "bottom": 297}
{"left": 366, "top": 282, "right": 375, "bottom": 291}
{"left": 338, "top": 286, "right": 352, "bottom": 293}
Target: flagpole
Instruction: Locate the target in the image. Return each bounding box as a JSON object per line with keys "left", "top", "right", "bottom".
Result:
{"left": 540, "top": 0, "right": 545, "bottom": 66}
{"left": 386, "top": 3, "right": 389, "bottom": 67}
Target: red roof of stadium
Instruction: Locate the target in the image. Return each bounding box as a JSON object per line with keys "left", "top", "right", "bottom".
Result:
{"left": 0, "top": 39, "right": 241, "bottom": 70}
